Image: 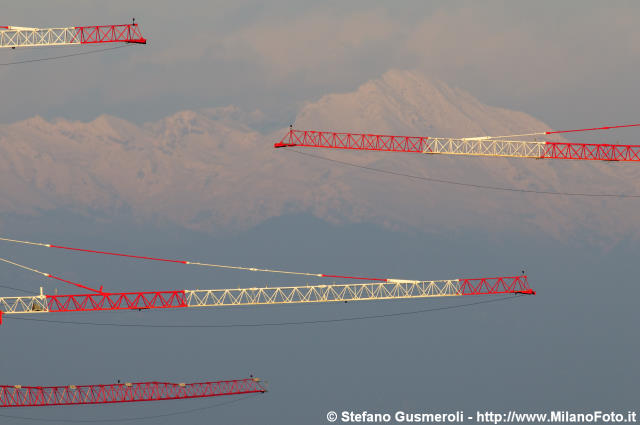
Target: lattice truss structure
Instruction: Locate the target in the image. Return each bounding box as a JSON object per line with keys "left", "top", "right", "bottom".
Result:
{"left": 0, "top": 24, "right": 146, "bottom": 48}
{"left": 0, "top": 236, "right": 534, "bottom": 324}
{"left": 1, "top": 378, "right": 265, "bottom": 407}
{"left": 275, "top": 127, "right": 640, "bottom": 161}
{"left": 0, "top": 276, "right": 533, "bottom": 322}
{"left": 184, "top": 277, "right": 531, "bottom": 306}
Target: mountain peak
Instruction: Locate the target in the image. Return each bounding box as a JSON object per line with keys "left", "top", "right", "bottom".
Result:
{"left": 295, "top": 69, "right": 547, "bottom": 138}
{"left": 0, "top": 70, "right": 637, "bottom": 245}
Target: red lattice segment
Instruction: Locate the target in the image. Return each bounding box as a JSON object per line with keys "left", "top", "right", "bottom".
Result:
{"left": 75, "top": 24, "right": 146, "bottom": 44}
{"left": 459, "top": 276, "right": 534, "bottom": 295}
{"left": 1, "top": 378, "right": 264, "bottom": 407}
{"left": 46, "top": 291, "right": 188, "bottom": 313}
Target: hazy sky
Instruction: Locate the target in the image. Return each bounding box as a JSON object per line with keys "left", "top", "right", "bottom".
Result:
{"left": 2, "top": 3, "right": 640, "bottom": 424}
{"left": 2, "top": 1, "right": 640, "bottom": 130}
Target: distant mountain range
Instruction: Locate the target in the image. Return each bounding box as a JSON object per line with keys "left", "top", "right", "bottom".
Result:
{"left": 1, "top": 69, "right": 637, "bottom": 245}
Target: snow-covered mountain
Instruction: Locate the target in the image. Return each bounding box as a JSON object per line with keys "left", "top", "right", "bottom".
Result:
{"left": 1, "top": 70, "right": 638, "bottom": 244}
{"left": 296, "top": 69, "right": 552, "bottom": 137}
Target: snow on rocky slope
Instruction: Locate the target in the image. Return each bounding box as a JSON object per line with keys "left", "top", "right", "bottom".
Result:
{"left": 0, "top": 70, "right": 637, "bottom": 244}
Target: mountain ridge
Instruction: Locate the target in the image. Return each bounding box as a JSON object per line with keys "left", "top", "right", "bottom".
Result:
{"left": 1, "top": 69, "right": 637, "bottom": 246}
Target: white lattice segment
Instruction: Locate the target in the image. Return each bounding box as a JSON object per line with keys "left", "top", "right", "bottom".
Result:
{"left": 0, "top": 27, "right": 80, "bottom": 48}
{"left": 0, "top": 295, "right": 48, "bottom": 313}
{"left": 185, "top": 280, "right": 462, "bottom": 307}
{"left": 424, "top": 138, "right": 546, "bottom": 158}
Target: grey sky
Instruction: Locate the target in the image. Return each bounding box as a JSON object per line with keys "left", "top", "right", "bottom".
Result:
{"left": 2, "top": 1, "right": 640, "bottom": 131}
{"left": 1, "top": 2, "right": 640, "bottom": 424}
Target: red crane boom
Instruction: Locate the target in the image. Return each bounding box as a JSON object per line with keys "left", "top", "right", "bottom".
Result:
{"left": 0, "top": 23, "right": 146, "bottom": 48}
{"left": 1, "top": 378, "right": 265, "bottom": 407}
{"left": 275, "top": 125, "right": 640, "bottom": 162}
{"left": 0, "top": 237, "right": 535, "bottom": 325}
